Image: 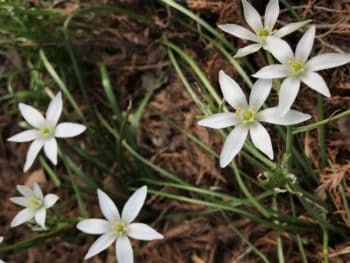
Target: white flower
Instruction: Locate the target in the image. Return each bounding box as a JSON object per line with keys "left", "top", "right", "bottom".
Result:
{"left": 253, "top": 25, "right": 350, "bottom": 115}
{"left": 77, "top": 186, "right": 163, "bottom": 263}
{"left": 218, "top": 0, "right": 310, "bottom": 57}
{"left": 0, "top": 236, "right": 5, "bottom": 263}
{"left": 7, "top": 92, "right": 86, "bottom": 172}
{"left": 10, "top": 183, "right": 59, "bottom": 229}
{"left": 198, "top": 70, "right": 311, "bottom": 168}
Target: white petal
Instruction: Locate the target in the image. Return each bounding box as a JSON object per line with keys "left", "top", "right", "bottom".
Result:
{"left": 116, "top": 236, "right": 133, "bottom": 263}
{"left": 33, "top": 183, "right": 43, "bottom": 199}
{"left": 84, "top": 233, "right": 117, "bottom": 260}
{"left": 34, "top": 207, "right": 46, "bottom": 229}
{"left": 219, "top": 70, "right": 248, "bottom": 109}
{"left": 43, "top": 138, "right": 57, "bottom": 165}
{"left": 10, "top": 208, "right": 35, "bottom": 227}
{"left": 17, "top": 185, "right": 34, "bottom": 198}
{"left": 10, "top": 197, "right": 27, "bottom": 207}
{"left": 46, "top": 92, "right": 62, "bottom": 126}
{"left": 278, "top": 77, "right": 301, "bottom": 116}
{"left": 265, "top": 36, "right": 294, "bottom": 64}
{"left": 77, "top": 219, "right": 111, "bottom": 235}
{"left": 97, "top": 189, "right": 120, "bottom": 222}
{"left": 198, "top": 113, "right": 240, "bottom": 129}
{"left": 54, "top": 122, "right": 86, "bottom": 138}
{"left": 218, "top": 24, "right": 258, "bottom": 41}
{"left": 252, "top": 64, "right": 289, "bottom": 79}
{"left": 23, "top": 139, "right": 45, "bottom": 172}
{"left": 274, "top": 20, "right": 311, "bottom": 38}
{"left": 127, "top": 223, "right": 164, "bottom": 241}
{"left": 122, "top": 186, "right": 147, "bottom": 223}
{"left": 18, "top": 103, "right": 45, "bottom": 129}
{"left": 234, "top": 44, "right": 262, "bottom": 58}
{"left": 0, "top": 236, "right": 3, "bottom": 244}
{"left": 242, "top": 0, "right": 263, "bottom": 31}
{"left": 249, "top": 122, "right": 273, "bottom": 159}
{"left": 264, "top": 0, "right": 279, "bottom": 30}
{"left": 44, "top": 194, "right": 59, "bottom": 208}
{"left": 306, "top": 53, "right": 350, "bottom": 72}
{"left": 220, "top": 125, "right": 249, "bottom": 168}
{"left": 257, "top": 107, "right": 311, "bottom": 125}
{"left": 7, "top": 130, "right": 39, "bottom": 142}
{"left": 301, "top": 72, "right": 330, "bottom": 97}
{"left": 249, "top": 79, "right": 272, "bottom": 110}
{"left": 295, "top": 25, "right": 315, "bottom": 62}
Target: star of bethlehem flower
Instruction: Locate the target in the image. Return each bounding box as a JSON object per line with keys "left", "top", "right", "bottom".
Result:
{"left": 7, "top": 92, "right": 86, "bottom": 172}
{"left": 0, "top": 236, "right": 5, "bottom": 263}
{"left": 253, "top": 25, "right": 350, "bottom": 115}
{"left": 218, "top": 0, "right": 310, "bottom": 58}
{"left": 10, "top": 182, "right": 59, "bottom": 229}
{"left": 198, "top": 70, "right": 311, "bottom": 168}
{"left": 77, "top": 186, "right": 163, "bottom": 263}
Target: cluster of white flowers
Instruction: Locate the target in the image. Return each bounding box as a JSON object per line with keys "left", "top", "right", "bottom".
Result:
{"left": 199, "top": 0, "right": 350, "bottom": 168}
{"left": 6, "top": 93, "right": 163, "bottom": 262}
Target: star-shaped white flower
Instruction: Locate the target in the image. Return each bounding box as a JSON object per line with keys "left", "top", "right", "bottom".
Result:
{"left": 77, "top": 186, "right": 163, "bottom": 263}
{"left": 198, "top": 70, "right": 311, "bottom": 168}
{"left": 10, "top": 183, "right": 59, "bottom": 229}
{"left": 219, "top": 0, "right": 310, "bottom": 57}
{"left": 8, "top": 92, "right": 86, "bottom": 172}
{"left": 253, "top": 25, "right": 350, "bottom": 115}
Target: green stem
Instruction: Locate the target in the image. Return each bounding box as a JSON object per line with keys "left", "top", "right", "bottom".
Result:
{"left": 272, "top": 197, "right": 285, "bottom": 263}
{"left": 39, "top": 156, "right": 61, "bottom": 187}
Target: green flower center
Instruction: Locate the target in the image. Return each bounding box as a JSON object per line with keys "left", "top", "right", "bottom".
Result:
{"left": 258, "top": 28, "right": 269, "bottom": 38}
{"left": 41, "top": 127, "right": 50, "bottom": 136}
{"left": 288, "top": 58, "right": 304, "bottom": 73}
{"left": 236, "top": 106, "right": 257, "bottom": 124}
{"left": 27, "top": 197, "right": 42, "bottom": 209}
{"left": 243, "top": 111, "right": 253, "bottom": 121}
{"left": 113, "top": 222, "right": 128, "bottom": 236}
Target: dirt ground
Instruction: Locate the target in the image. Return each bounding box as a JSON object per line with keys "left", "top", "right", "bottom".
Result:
{"left": 1, "top": 0, "right": 350, "bottom": 262}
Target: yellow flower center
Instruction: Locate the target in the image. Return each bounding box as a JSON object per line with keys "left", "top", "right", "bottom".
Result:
{"left": 257, "top": 28, "right": 269, "bottom": 38}
{"left": 236, "top": 106, "right": 257, "bottom": 124}
{"left": 27, "top": 197, "right": 42, "bottom": 209}
{"left": 288, "top": 58, "right": 304, "bottom": 73}
{"left": 113, "top": 221, "right": 128, "bottom": 236}
{"left": 41, "top": 127, "right": 51, "bottom": 136}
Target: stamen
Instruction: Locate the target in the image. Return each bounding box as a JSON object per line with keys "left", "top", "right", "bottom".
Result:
{"left": 113, "top": 221, "right": 128, "bottom": 236}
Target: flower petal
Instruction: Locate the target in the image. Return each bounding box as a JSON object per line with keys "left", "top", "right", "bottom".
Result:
{"left": 17, "top": 185, "right": 34, "bottom": 198}
{"left": 7, "top": 130, "right": 39, "bottom": 142}
{"left": 242, "top": 0, "right": 263, "bottom": 31}
{"left": 46, "top": 92, "right": 62, "bottom": 126}
{"left": 301, "top": 72, "right": 330, "bottom": 97}
{"left": 198, "top": 113, "right": 240, "bottom": 129}
{"left": 265, "top": 36, "right": 294, "bottom": 64}
{"left": 278, "top": 77, "right": 301, "bottom": 116}
{"left": 77, "top": 219, "right": 111, "bottom": 235}
{"left": 23, "top": 139, "right": 45, "bottom": 172}
{"left": 295, "top": 25, "right": 315, "bottom": 62}
{"left": 18, "top": 103, "right": 46, "bottom": 129}
{"left": 97, "top": 189, "right": 120, "bottom": 222}
{"left": 257, "top": 107, "right": 311, "bottom": 125}
{"left": 44, "top": 194, "right": 59, "bottom": 208}
{"left": 249, "top": 79, "right": 272, "bottom": 110}
{"left": 218, "top": 24, "right": 258, "bottom": 41}
{"left": 306, "top": 53, "right": 350, "bottom": 72}
{"left": 43, "top": 138, "right": 57, "bottom": 165}
{"left": 127, "top": 223, "right": 164, "bottom": 241}
{"left": 219, "top": 70, "right": 248, "bottom": 109}
{"left": 220, "top": 125, "right": 249, "bottom": 168}
{"left": 249, "top": 122, "right": 273, "bottom": 159}
{"left": 116, "top": 236, "right": 133, "bottom": 263}
{"left": 54, "top": 122, "right": 86, "bottom": 138}
{"left": 34, "top": 207, "right": 46, "bottom": 229}
{"left": 84, "top": 233, "right": 116, "bottom": 260}
{"left": 274, "top": 20, "right": 311, "bottom": 38}
{"left": 122, "top": 186, "right": 147, "bottom": 223}
{"left": 10, "top": 208, "right": 35, "bottom": 227}
{"left": 252, "top": 64, "right": 289, "bottom": 79}
{"left": 234, "top": 43, "right": 262, "bottom": 58}
{"left": 33, "top": 182, "right": 43, "bottom": 199}
{"left": 264, "top": 0, "right": 279, "bottom": 30}
{"left": 10, "top": 197, "right": 27, "bottom": 207}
